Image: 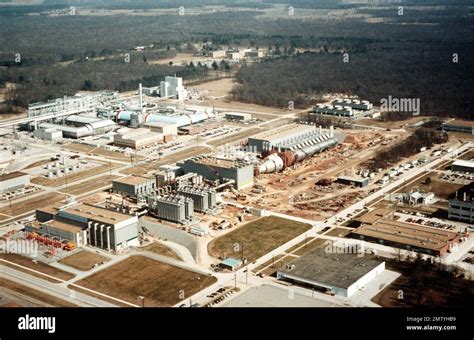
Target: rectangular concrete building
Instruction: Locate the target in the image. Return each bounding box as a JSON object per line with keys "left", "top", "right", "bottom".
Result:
{"left": 225, "top": 112, "right": 251, "bottom": 121}
{"left": 114, "top": 128, "right": 163, "bottom": 149}
{"left": 179, "top": 156, "right": 254, "bottom": 189}
{"left": 248, "top": 124, "right": 316, "bottom": 153}
{"left": 277, "top": 246, "right": 385, "bottom": 298}
{"left": 337, "top": 176, "right": 368, "bottom": 187}
{"left": 451, "top": 159, "right": 474, "bottom": 173}
{"left": 112, "top": 176, "right": 156, "bottom": 198}
{"left": 442, "top": 120, "right": 474, "bottom": 134}
{"left": 352, "top": 220, "right": 461, "bottom": 256}
{"left": 448, "top": 182, "right": 474, "bottom": 223}
{"left": 0, "top": 172, "right": 30, "bottom": 193}
{"left": 33, "top": 201, "right": 138, "bottom": 251}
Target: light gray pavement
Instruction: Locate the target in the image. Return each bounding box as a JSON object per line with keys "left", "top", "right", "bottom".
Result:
{"left": 0, "top": 265, "right": 115, "bottom": 307}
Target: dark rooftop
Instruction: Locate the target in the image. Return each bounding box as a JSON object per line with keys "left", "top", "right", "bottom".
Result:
{"left": 451, "top": 182, "right": 474, "bottom": 202}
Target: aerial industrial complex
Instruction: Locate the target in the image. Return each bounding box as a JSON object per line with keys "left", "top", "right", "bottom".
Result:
{"left": 0, "top": 72, "right": 473, "bottom": 311}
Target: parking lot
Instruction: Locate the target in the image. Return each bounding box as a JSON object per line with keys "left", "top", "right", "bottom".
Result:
{"left": 395, "top": 211, "right": 469, "bottom": 233}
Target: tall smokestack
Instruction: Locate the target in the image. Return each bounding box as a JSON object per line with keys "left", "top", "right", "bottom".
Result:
{"left": 139, "top": 83, "right": 143, "bottom": 109}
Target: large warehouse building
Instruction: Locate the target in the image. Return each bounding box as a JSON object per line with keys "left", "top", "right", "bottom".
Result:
{"left": 451, "top": 159, "right": 474, "bottom": 173}
{"left": 113, "top": 128, "right": 163, "bottom": 149}
{"left": 442, "top": 120, "right": 474, "bottom": 135}
{"left": 179, "top": 156, "right": 254, "bottom": 189}
{"left": 112, "top": 176, "right": 156, "bottom": 198}
{"left": 351, "top": 219, "right": 462, "bottom": 256}
{"left": 277, "top": 246, "right": 385, "bottom": 298}
{"left": 448, "top": 182, "right": 474, "bottom": 223}
{"left": 248, "top": 124, "right": 319, "bottom": 153}
{"left": 0, "top": 172, "right": 30, "bottom": 193}
{"left": 34, "top": 202, "right": 139, "bottom": 251}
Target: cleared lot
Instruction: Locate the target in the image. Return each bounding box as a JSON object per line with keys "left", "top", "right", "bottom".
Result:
{"left": 208, "top": 216, "right": 312, "bottom": 262}
{"left": 59, "top": 250, "right": 110, "bottom": 271}
{"left": 74, "top": 256, "right": 216, "bottom": 306}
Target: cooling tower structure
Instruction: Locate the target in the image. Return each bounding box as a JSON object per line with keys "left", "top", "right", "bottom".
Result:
{"left": 255, "top": 124, "right": 339, "bottom": 175}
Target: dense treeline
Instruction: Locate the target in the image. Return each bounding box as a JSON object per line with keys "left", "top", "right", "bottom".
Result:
{"left": 1, "top": 1, "right": 472, "bottom": 112}
{"left": 231, "top": 43, "right": 473, "bottom": 118}
{"left": 367, "top": 128, "right": 448, "bottom": 170}
{"left": 3, "top": 59, "right": 208, "bottom": 107}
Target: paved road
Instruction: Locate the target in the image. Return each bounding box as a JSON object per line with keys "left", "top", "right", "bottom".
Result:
{"left": 0, "top": 265, "right": 115, "bottom": 307}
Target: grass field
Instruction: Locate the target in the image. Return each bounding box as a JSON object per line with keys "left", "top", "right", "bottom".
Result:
{"left": 58, "top": 250, "right": 110, "bottom": 271}
{"left": 74, "top": 256, "right": 216, "bottom": 306}
{"left": 0, "top": 253, "right": 75, "bottom": 282}
{"left": 208, "top": 216, "right": 312, "bottom": 262}
{"left": 143, "top": 242, "right": 181, "bottom": 261}
{"left": 0, "top": 277, "right": 78, "bottom": 307}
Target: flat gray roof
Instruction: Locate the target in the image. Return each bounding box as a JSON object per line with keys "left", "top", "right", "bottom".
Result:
{"left": 277, "top": 245, "right": 384, "bottom": 289}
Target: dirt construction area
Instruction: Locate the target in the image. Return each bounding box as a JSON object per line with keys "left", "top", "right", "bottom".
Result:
{"left": 58, "top": 250, "right": 110, "bottom": 271}
{"left": 208, "top": 216, "right": 312, "bottom": 262}
{"left": 237, "top": 130, "right": 403, "bottom": 220}
{"left": 74, "top": 256, "right": 217, "bottom": 306}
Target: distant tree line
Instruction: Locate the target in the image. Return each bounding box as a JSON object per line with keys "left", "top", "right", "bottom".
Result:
{"left": 231, "top": 45, "right": 473, "bottom": 118}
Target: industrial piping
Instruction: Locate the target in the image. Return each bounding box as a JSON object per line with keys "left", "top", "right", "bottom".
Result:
{"left": 257, "top": 127, "right": 338, "bottom": 174}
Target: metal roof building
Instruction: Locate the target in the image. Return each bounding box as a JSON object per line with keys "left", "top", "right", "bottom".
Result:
{"left": 277, "top": 246, "right": 385, "bottom": 297}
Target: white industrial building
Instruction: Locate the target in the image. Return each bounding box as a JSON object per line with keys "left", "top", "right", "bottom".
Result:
{"left": 113, "top": 128, "right": 163, "bottom": 149}
{"left": 225, "top": 112, "right": 252, "bottom": 121}
{"left": 33, "top": 127, "right": 63, "bottom": 141}
{"left": 35, "top": 202, "right": 139, "bottom": 251}
{"left": 0, "top": 172, "right": 31, "bottom": 193}
{"left": 0, "top": 150, "right": 12, "bottom": 165}
{"left": 277, "top": 246, "right": 385, "bottom": 298}
{"left": 160, "top": 76, "right": 187, "bottom": 100}
{"left": 144, "top": 122, "right": 178, "bottom": 140}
